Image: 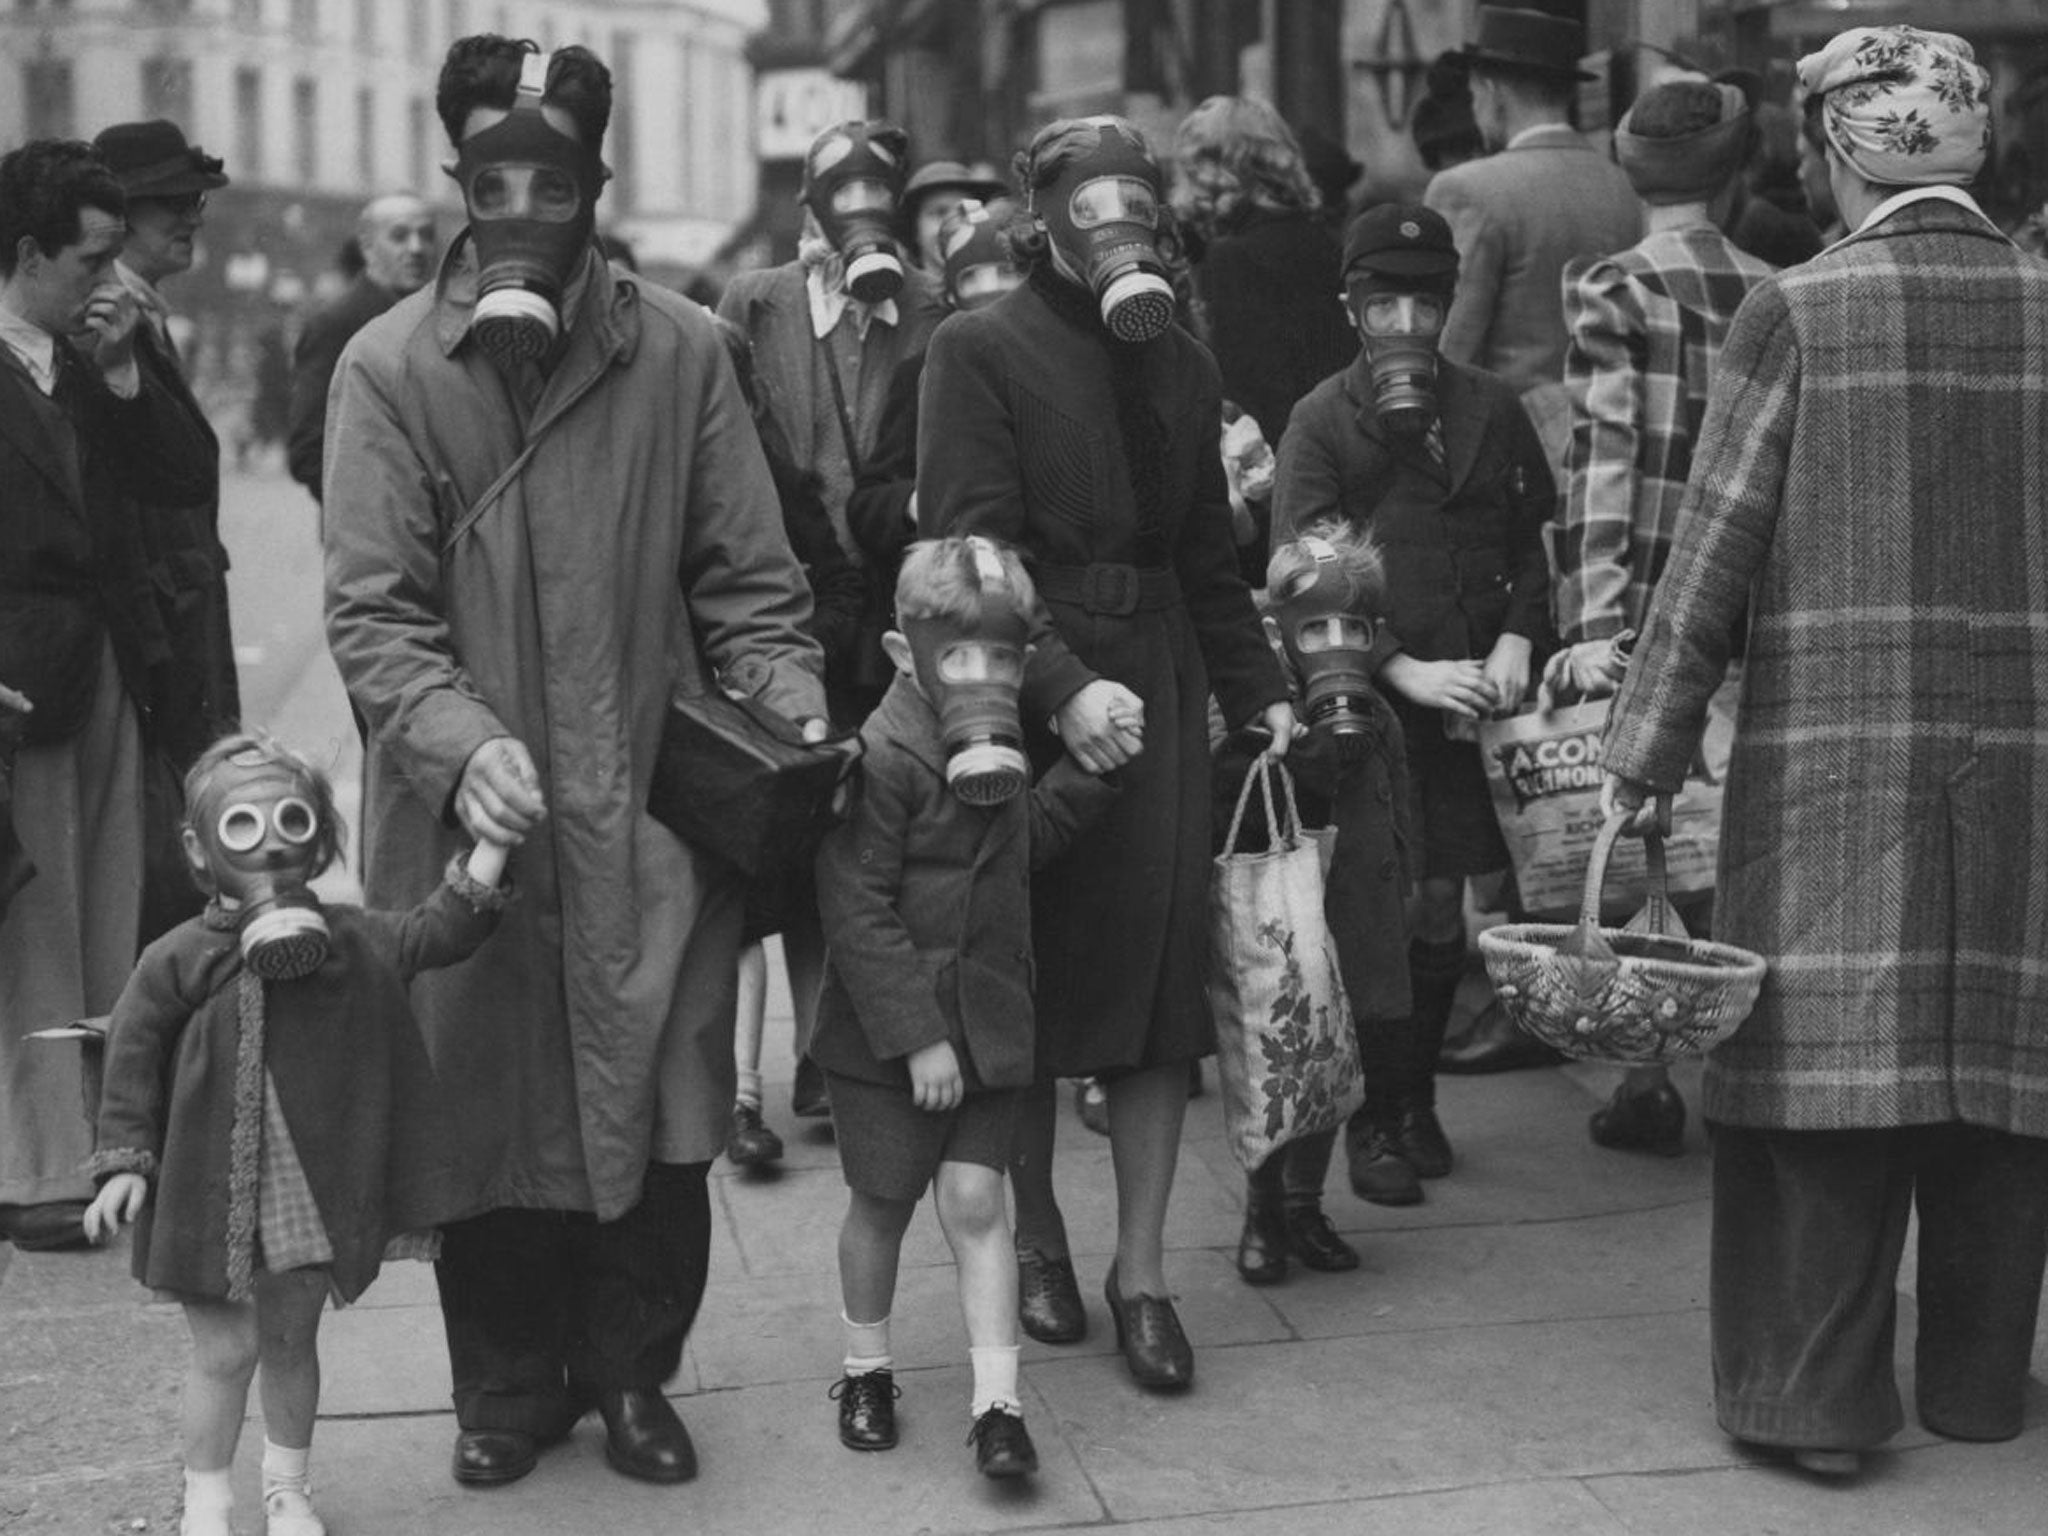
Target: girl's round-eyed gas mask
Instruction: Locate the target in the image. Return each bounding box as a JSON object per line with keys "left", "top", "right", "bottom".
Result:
{"left": 185, "top": 752, "right": 332, "bottom": 981}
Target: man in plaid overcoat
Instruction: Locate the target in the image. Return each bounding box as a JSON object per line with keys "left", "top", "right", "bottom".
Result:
{"left": 1602, "top": 26, "right": 2048, "bottom": 1474}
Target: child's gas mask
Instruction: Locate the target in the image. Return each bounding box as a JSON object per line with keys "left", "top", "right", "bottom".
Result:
{"left": 939, "top": 199, "right": 1022, "bottom": 312}
{"left": 184, "top": 748, "right": 335, "bottom": 981}
{"left": 1031, "top": 118, "right": 1176, "bottom": 344}
{"left": 902, "top": 540, "right": 1032, "bottom": 807}
{"left": 453, "top": 50, "right": 608, "bottom": 369}
{"left": 1267, "top": 535, "right": 1382, "bottom": 740}
{"left": 802, "top": 122, "right": 909, "bottom": 306}
{"left": 1347, "top": 282, "right": 1447, "bottom": 439}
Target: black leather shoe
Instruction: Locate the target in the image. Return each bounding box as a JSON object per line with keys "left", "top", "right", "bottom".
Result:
{"left": 597, "top": 1388, "right": 697, "bottom": 1483}
{"left": 1588, "top": 1081, "right": 1686, "bottom": 1157}
{"left": 829, "top": 1369, "right": 899, "bottom": 1451}
{"left": 1283, "top": 1208, "right": 1360, "bottom": 1272}
{"left": 1017, "top": 1247, "right": 1087, "bottom": 1343}
{"left": 725, "top": 1102, "right": 784, "bottom": 1167}
{"left": 1234, "top": 1200, "right": 1288, "bottom": 1285}
{"left": 450, "top": 1428, "right": 537, "bottom": 1486}
{"left": 791, "top": 1055, "right": 831, "bottom": 1118}
{"left": 1104, "top": 1263, "right": 1193, "bottom": 1391}
{"left": 1397, "top": 1104, "right": 1455, "bottom": 1179}
{"left": 1, "top": 1200, "right": 92, "bottom": 1252}
{"left": 967, "top": 1406, "right": 1038, "bottom": 1477}
{"left": 1344, "top": 1119, "right": 1423, "bottom": 1206}
{"left": 1438, "top": 1000, "right": 1566, "bottom": 1074}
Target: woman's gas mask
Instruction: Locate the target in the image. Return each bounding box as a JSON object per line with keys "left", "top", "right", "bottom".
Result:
{"left": 802, "top": 122, "right": 909, "bottom": 306}
{"left": 1032, "top": 118, "right": 1176, "bottom": 343}
{"left": 183, "top": 744, "right": 340, "bottom": 982}
{"left": 454, "top": 53, "right": 608, "bottom": 369}
{"left": 899, "top": 539, "right": 1033, "bottom": 806}
{"left": 1347, "top": 282, "right": 1448, "bottom": 438}
{"left": 1266, "top": 534, "right": 1384, "bottom": 740}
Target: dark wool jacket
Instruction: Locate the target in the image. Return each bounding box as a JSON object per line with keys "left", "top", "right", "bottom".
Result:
{"left": 1272, "top": 353, "right": 1556, "bottom": 674}
{"left": 287, "top": 274, "right": 399, "bottom": 501}
{"left": 90, "top": 865, "right": 503, "bottom": 1304}
{"left": 917, "top": 276, "right": 1289, "bottom": 1074}
{"left": 809, "top": 674, "right": 1117, "bottom": 1091}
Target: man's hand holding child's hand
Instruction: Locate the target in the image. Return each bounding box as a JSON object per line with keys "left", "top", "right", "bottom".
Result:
{"left": 83, "top": 1173, "right": 148, "bottom": 1244}
{"left": 907, "top": 1040, "right": 964, "bottom": 1113}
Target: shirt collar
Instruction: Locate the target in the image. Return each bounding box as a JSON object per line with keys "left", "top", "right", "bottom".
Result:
{"left": 1506, "top": 122, "right": 1573, "bottom": 151}
{"left": 0, "top": 301, "right": 57, "bottom": 395}
{"left": 806, "top": 262, "right": 898, "bottom": 341}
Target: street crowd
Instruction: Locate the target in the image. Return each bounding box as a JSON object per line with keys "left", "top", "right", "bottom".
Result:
{"left": 3, "top": 8, "right": 2047, "bottom": 1535}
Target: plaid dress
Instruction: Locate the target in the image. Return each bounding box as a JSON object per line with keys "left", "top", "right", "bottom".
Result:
{"left": 1556, "top": 226, "right": 1775, "bottom": 643}
{"left": 1604, "top": 192, "right": 2048, "bottom": 1134}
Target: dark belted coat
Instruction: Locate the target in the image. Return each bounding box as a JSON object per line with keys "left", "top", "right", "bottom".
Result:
{"left": 1604, "top": 194, "right": 2048, "bottom": 1136}
{"left": 323, "top": 241, "right": 827, "bottom": 1218}
{"left": 917, "top": 277, "right": 1288, "bottom": 1074}
{"left": 809, "top": 674, "right": 1118, "bottom": 1091}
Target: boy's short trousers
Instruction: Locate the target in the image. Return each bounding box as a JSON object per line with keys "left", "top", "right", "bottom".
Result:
{"left": 1395, "top": 697, "right": 1508, "bottom": 880}
{"left": 824, "top": 1069, "right": 1019, "bottom": 1203}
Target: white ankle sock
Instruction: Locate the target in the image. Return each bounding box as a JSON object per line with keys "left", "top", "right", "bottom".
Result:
{"left": 969, "top": 1344, "right": 1022, "bottom": 1417}
{"left": 736, "top": 1067, "right": 764, "bottom": 1110}
{"left": 181, "top": 1466, "right": 234, "bottom": 1535}
{"left": 260, "top": 1439, "right": 310, "bottom": 1499}
{"left": 842, "top": 1311, "right": 892, "bottom": 1374}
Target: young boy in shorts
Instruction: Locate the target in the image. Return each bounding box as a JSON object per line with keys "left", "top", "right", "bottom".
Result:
{"left": 810, "top": 536, "right": 1118, "bottom": 1478}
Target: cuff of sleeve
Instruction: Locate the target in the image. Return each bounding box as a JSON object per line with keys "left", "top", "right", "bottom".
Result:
{"left": 86, "top": 1148, "right": 157, "bottom": 1183}
{"left": 445, "top": 852, "right": 511, "bottom": 912}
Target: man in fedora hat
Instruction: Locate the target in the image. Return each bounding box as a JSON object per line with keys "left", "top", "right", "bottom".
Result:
{"left": 92, "top": 118, "right": 241, "bottom": 941}
{"left": 1423, "top": 6, "right": 1639, "bottom": 412}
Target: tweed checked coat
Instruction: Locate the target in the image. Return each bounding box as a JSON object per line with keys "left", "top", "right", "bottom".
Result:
{"left": 1557, "top": 225, "right": 1775, "bottom": 643}
{"left": 1603, "top": 191, "right": 2048, "bottom": 1135}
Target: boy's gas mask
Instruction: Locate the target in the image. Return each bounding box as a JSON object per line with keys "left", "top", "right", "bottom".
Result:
{"left": 903, "top": 541, "right": 1032, "bottom": 806}
{"left": 185, "top": 752, "right": 333, "bottom": 981}
{"left": 802, "top": 123, "right": 908, "bottom": 306}
{"left": 454, "top": 52, "right": 607, "bottom": 368}
{"left": 1268, "top": 536, "right": 1380, "bottom": 739}
{"left": 940, "top": 200, "right": 1021, "bottom": 312}
{"left": 1032, "top": 119, "right": 1175, "bottom": 344}
{"left": 1347, "top": 283, "right": 1447, "bottom": 438}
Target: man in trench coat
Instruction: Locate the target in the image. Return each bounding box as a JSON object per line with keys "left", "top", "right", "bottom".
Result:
{"left": 323, "top": 38, "right": 826, "bottom": 1490}
{"left": 1602, "top": 26, "right": 2048, "bottom": 1472}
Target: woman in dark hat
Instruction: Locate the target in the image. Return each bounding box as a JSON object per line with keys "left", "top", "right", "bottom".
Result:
{"left": 899, "top": 159, "right": 1008, "bottom": 271}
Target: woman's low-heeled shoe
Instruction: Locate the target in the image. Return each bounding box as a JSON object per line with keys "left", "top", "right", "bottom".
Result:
{"left": 1104, "top": 1263, "right": 1194, "bottom": 1390}
{"left": 1017, "top": 1247, "right": 1088, "bottom": 1343}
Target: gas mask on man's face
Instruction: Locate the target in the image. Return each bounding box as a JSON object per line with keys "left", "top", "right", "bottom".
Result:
{"left": 1268, "top": 537, "right": 1380, "bottom": 739}
{"left": 455, "top": 57, "right": 606, "bottom": 369}
{"left": 1033, "top": 118, "right": 1175, "bottom": 343}
{"left": 1347, "top": 284, "right": 1448, "bottom": 437}
{"left": 903, "top": 541, "right": 1032, "bottom": 806}
{"left": 803, "top": 125, "right": 907, "bottom": 305}
{"left": 186, "top": 755, "right": 331, "bottom": 981}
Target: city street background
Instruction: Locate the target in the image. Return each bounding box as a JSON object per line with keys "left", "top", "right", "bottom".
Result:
{"left": 1, "top": 465, "right": 2044, "bottom": 1536}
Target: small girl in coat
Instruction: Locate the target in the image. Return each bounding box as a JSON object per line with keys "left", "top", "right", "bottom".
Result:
{"left": 810, "top": 539, "right": 1115, "bottom": 1479}
{"left": 82, "top": 734, "right": 514, "bottom": 1536}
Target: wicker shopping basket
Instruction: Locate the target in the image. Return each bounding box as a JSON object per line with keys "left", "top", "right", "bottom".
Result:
{"left": 1478, "top": 812, "right": 1766, "bottom": 1064}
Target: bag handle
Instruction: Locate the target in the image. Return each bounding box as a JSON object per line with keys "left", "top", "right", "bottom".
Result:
{"left": 1221, "top": 755, "right": 1304, "bottom": 858}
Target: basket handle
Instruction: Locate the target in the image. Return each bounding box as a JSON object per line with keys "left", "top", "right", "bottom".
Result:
{"left": 1562, "top": 815, "right": 1634, "bottom": 961}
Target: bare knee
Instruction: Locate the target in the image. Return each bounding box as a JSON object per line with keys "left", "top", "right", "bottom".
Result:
{"left": 844, "top": 1190, "right": 917, "bottom": 1247}
{"left": 935, "top": 1162, "right": 1007, "bottom": 1242}
{"left": 256, "top": 1272, "right": 327, "bottom": 1369}
{"left": 186, "top": 1301, "right": 261, "bottom": 1385}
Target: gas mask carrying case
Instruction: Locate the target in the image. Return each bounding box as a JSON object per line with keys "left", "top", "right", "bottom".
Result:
{"left": 647, "top": 688, "right": 862, "bottom": 881}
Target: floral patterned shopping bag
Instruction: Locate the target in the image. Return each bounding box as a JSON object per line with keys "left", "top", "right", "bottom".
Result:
{"left": 1207, "top": 757, "right": 1364, "bottom": 1173}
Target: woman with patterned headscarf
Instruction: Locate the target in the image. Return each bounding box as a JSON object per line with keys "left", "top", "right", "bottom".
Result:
{"left": 1601, "top": 26, "right": 2048, "bottom": 1479}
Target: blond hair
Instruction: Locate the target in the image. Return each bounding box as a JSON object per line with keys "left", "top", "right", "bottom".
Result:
{"left": 895, "top": 536, "right": 1038, "bottom": 625}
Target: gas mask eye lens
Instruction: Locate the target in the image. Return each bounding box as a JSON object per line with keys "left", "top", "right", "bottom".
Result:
{"left": 936, "top": 644, "right": 1022, "bottom": 684}
{"left": 829, "top": 179, "right": 894, "bottom": 215}
{"left": 471, "top": 168, "right": 511, "bottom": 216}
{"left": 272, "top": 797, "right": 319, "bottom": 846}
{"left": 1297, "top": 616, "right": 1371, "bottom": 654}
{"left": 531, "top": 168, "right": 579, "bottom": 218}
{"left": 217, "top": 804, "right": 267, "bottom": 854}
{"left": 1070, "top": 177, "right": 1156, "bottom": 228}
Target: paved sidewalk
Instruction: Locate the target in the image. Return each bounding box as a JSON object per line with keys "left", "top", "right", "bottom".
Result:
{"left": 4, "top": 979, "right": 2045, "bottom": 1536}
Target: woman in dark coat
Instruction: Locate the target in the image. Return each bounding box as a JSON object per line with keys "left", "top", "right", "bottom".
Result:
{"left": 1171, "top": 96, "right": 1360, "bottom": 584}
{"left": 918, "top": 116, "right": 1293, "bottom": 1391}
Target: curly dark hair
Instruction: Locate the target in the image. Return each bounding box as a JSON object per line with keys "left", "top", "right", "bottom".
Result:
{"left": 0, "top": 139, "right": 125, "bottom": 278}
{"left": 436, "top": 35, "right": 612, "bottom": 149}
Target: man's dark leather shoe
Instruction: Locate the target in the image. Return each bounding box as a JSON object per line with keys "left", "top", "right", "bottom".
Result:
{"left": 0, "top": 1200, "right": 92, "bottom": 1252}
{"left": 450, "top": 1428, "right": 537, "bottom": 1486}
{"left": 1017, "top": 1246, "right": 1087, "bottom": 1343}
{"left": 1588, "top": 1081, "right": 1686, "bottom": 1157}
{"left": 830, "top": 1368, "right": 899, "bottom": 1451}
{"left": 1344, "top": 1119, "right": 1423, "bottom": 1206}
{"left": 1283, "top": 1208, "right": 1360, "bottom": 1272}
{"left": 967, "top": 1406, "right": 1038, "bottom": 1477}
{"left": 1438, "top": 999, "right": 1566, "bottom": 1074}
{"left": 597, "top": 1388, "right": 697, "bottom": 1483}
{"left": 791, "top": 1055, "right": 831, "bottom": 1118}
{"left": 1396, "top": 1104, "right": 1455, "bottom": 1179}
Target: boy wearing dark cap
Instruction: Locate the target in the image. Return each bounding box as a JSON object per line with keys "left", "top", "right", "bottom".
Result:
{"left": 1271, "top": 203, "right": 1555, "bottom": 1191}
